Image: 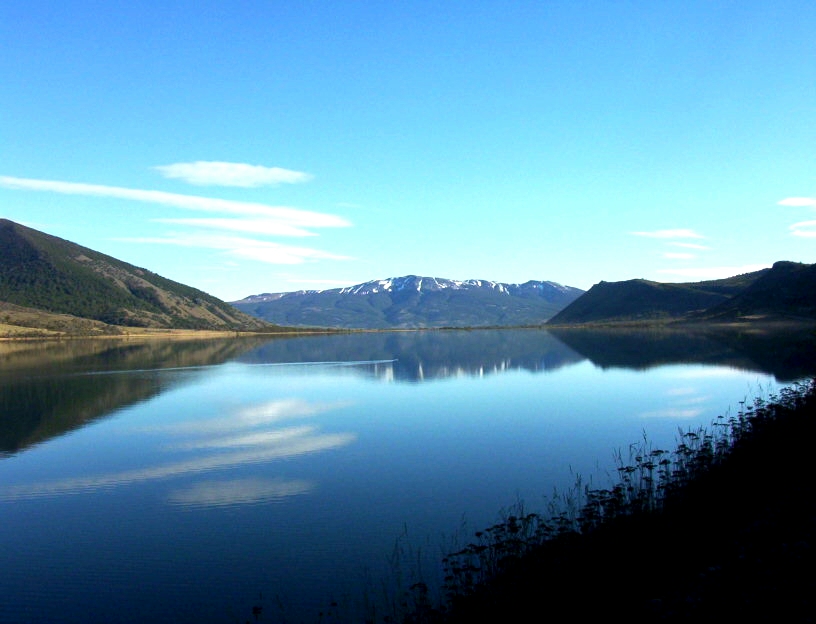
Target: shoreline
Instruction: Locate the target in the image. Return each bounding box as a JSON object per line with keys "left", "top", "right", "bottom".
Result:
{"left": 4, "top": 314, "right": 815, "bottom": 342}
{"left": 417, "top": 379, "right": 816, "bottom": 622}
{"left": 0, "top": 326, "right": 355, "bottom": 342}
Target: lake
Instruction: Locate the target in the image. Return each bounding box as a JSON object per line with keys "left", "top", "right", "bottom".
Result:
{"left": 1, "top": 327, "right": 814, "bottom": 623}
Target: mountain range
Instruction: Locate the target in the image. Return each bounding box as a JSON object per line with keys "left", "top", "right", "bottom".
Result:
{"left": 231, "top": 276, "right": 585, "bottom": 329}
{"left": 1, "top": 218, "right": 814, "bottom": 335}
{"left": 0, "top": 218, "right": 271, "bottom": 335}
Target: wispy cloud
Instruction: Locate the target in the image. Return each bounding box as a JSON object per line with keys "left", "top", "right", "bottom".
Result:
{"left": 790, "top": 219, "right": 816, "bottom": 237}
{"left": 153, "top": 217, "right": 317, "bottom": 237}
{"left": 0, "top": 176, "right": 348, "bottom": 229}
{"left": 153, "top": 161, "right": 313, "bottom": 187}
{"left": 778, "top": 197, "right": 816, "bottom": 207}
{"left": 630, "top": 229, "right": 704, "bottom": 239}
{"left": 778, "top": 197, "right": 816, "bottom": 237}
{"left": 633, "top": 230, "right": 708, "bottom": 263}
{"left": 657, "top": 264, "right": 770, "bottom": 280}
{"left": 117, "top": 233, "right": 352, "bottom": 264}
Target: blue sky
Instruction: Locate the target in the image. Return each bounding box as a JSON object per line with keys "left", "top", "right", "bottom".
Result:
{"left": 2, "top": 1, "right": 815, "bottom": 301}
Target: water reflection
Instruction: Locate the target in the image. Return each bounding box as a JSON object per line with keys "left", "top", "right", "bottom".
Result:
{"left": 636, "top": 385, "right": 705, "bottom": 420}
{"left": 0, "top": 393, "right": 355, "bottom": 504}
{"left": 167, "top": 477, "right": 314, "bottom": 509}
{"left": 238, "top": 328, "right": 816, "bottom": 382}
{"left": 149, "top": 398, "right": 350, "bottom": 435}
{"left": 549, "top": 326, "right": 816, "bottom": 381}
{"left": 237, "top": 330, "right": 585, "bottom": 381}
{"left": 0, "top": 335, "right": 277, "bottom": 377}
{"left": 0, "top": 336, "right": 277, "bottom": 455}
{"left": 1, "top": 328, "right": 814, "bottom": 458}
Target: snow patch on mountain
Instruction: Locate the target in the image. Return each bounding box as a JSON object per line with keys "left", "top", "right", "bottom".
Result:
{"left": 234, "top": 275, "right": 581, "bottom": 304}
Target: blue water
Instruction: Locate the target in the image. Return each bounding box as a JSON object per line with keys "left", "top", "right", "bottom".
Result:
{"left": 0, "top": 330, "right": 805, "bottom": 623}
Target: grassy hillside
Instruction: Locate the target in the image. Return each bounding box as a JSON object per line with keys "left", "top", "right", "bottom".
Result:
{"left": 0, "top": 301, "right": 124, "bottom": 338}
{"left": 0, "top": 219, "right": 272, "bottom": 332}
{"left": 548, "top": 278, "right": 735, "bottom": 324}
{"left": 703, "top": 261, "right": 816, "bottom": 320}
{"left": 548, "top": 267, "right": 788, "bottom": 325}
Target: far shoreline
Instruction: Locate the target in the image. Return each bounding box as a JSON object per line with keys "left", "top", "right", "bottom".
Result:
{"left": 2, "top": 314, "right": 815, "bottom": 343}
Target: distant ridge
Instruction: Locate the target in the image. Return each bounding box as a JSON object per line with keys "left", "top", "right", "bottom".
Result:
{"left": 0, "top": 219, "right": 270, "bottom": 332}
{"left": 549, "top": 262, "right": 816, "bottom": 325}
{"left": 705, "top": 261, "right": 816, "bottom": 320}
{"left": 233, "top": 275, "right": 585, "bottom": 329}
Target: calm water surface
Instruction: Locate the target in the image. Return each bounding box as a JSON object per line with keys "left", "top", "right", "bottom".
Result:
{"left": 1, "top": 329, "right": 814, "bottom": 623}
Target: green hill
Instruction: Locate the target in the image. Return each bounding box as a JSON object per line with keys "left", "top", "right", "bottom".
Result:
{"left": 0, "top": 219, "right": 271, "bottom": 332}
{"left": 704, "top": 261, "right": 816, "bottom": 321}
{"left": 546, "top": 264, "right": 816, "bottom": 325}
{"left": 546, "top": 278, "right": 732, "bottom": 324}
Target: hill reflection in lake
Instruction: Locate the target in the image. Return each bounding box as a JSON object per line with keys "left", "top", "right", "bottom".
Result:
{"left": 0, "top": 336, "right": 275, "bottom": 455}
{"left": 236, "top": 329, "right": 585, "bottom": 381}
{"left": 548, "top": 326, "right": 816, "bottom": 381}
{"left": 2, "top": 328, "right": 815, "bottom": 456}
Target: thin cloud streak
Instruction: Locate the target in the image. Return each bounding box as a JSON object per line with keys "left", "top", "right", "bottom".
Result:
{"left": 790, "top": 219, "right": 816, "bottom": 238}
{"left": 154, "top": 161, "right": 313, "bottom": 187}
{"left": 663, "top": 252, "right": 696, "bottom": 260}
{"left": 117, "top": 233, "right": 352, "bottom": 264}
{"left": 778, "top": 197, "right": 816, "bottom": 207}
{"left": 154, "top": 217, "right": 317, "bottom": 237}
{"left": 0, "top": 176, "right": 349, "bottom": 228}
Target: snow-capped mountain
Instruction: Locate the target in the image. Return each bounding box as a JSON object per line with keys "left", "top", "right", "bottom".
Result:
{"left": 232, "top": 275, "right": 584, "bottom": 329}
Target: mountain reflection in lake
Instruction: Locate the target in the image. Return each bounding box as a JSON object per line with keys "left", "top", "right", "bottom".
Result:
{"left": 0, "top": 329, "right": 813, "bottom": 623}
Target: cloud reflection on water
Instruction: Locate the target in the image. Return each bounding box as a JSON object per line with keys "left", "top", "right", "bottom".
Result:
{"left": 144, "top": 398, "right": 351, "bottom": 435}
{"left": 172, "top": 425, "right": 318, "bottom": 450}
{"left": 638, "top": 381, "right": 715, "bottom": 420}
{"left": 0, "top": 396, "right": 355, "bottom": 504}
{"left": 639, "top": 407, "right": 705, "bottom": 419}
{"left": 167, "top": 477, "right": 314, "bottom": 509}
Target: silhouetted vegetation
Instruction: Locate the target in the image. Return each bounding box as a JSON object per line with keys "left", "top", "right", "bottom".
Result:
{"left": 381, "top": 379, "right": 816, "bottom": 623}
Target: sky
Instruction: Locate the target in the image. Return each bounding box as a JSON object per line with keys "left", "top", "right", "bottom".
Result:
{"left": 2, "top": 1, "right": 815, "bottom": 302}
